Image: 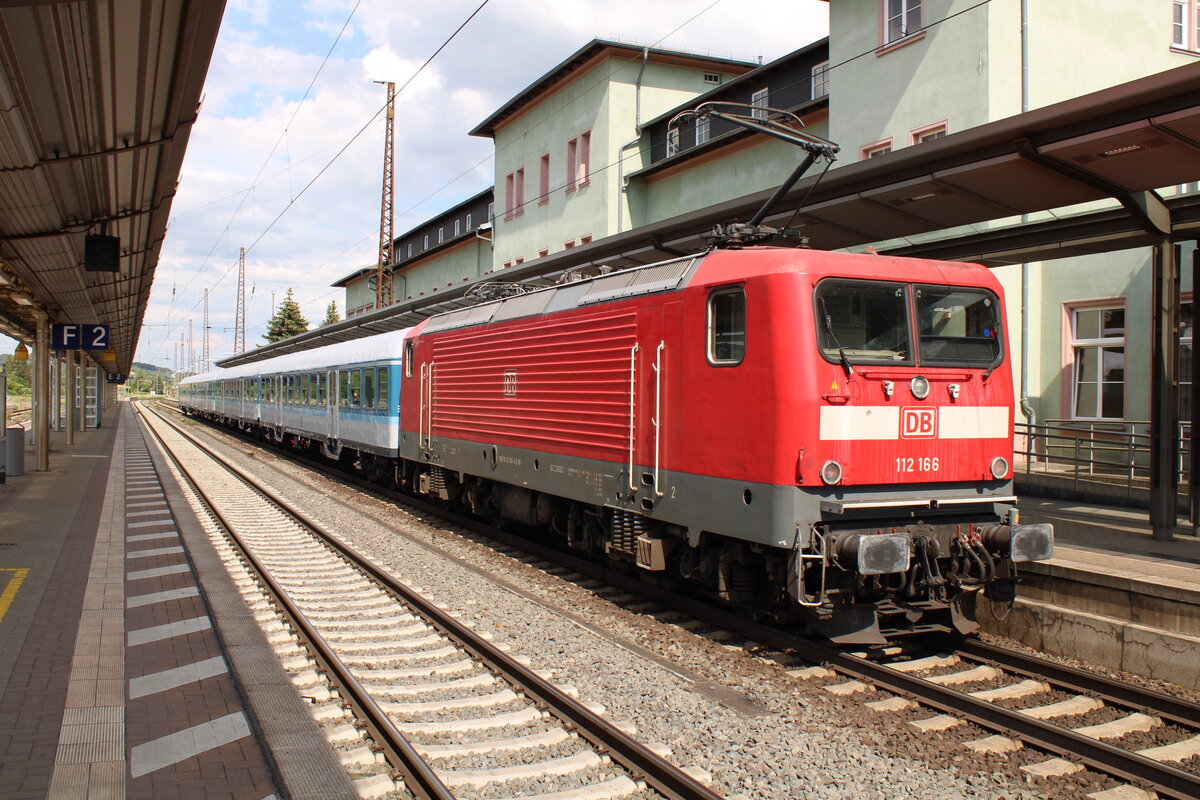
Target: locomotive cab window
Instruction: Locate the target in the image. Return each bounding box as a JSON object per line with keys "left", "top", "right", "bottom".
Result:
{"left": 914, "top": 285, "right": 1002, "bottom": 367}
{"left": 815, "top": 279, "right": 911, "bottom": 365}
{"left": 707, "top": 287, "right": 746, "bottom": 365}
{"left": 404, "top": 341, "right": 413, "bottom": 377}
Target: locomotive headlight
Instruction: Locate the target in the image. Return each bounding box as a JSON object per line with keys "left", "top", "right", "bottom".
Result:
{"left": 820, "top": 460, "right": 843, "bottom": 485}
{"left": 910, "top": 375, "right": 930, "bottom": 399}
{"left": 990, "top": 456, "right": 1010, "bottom": 479}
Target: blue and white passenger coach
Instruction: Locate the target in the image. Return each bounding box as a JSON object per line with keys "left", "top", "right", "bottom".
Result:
{"left": 178, "top": 329, "right": 409, "bottom": 479}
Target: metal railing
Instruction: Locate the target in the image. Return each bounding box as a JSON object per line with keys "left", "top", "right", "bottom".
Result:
{"left": 1014, "top": 418, "right": 1192, "bottom": 503}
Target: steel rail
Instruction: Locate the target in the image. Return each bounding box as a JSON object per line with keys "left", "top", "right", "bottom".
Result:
{"left": 159, "top": 402, "right": 1200, "bottom": 800}
{"left": 957, "top": 637, "right": 1200, "bottom": 729}
{"left": 143, "top": 402, "right": 726, "bottom": 800}
{"left": 135, "top": 404, "right": 457, "bottom": 800}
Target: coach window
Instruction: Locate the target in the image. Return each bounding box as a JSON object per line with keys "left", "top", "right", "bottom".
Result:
{"left": 378, "top": 368, "right": 389, "bottom": 411}
{"left": 708, "top": 286, "right": 746, "bottom": 365}
{"left": 349, "top": 369, "right": 362, "bottom": 407}
{"left": 404, "top": 341, "right": 413, "bottom": 377}
{"left": 363, "top": 368, "right": 376, "bottom": 410}
{"left": 339, "top": 370, "right": 350, "bottom": 408}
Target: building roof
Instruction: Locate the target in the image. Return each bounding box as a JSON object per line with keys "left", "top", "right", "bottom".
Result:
{"left": 332, "top": 267, "right": 377, "bottom": 288}
{"left": 469, "top": 38, "right": 757, "bottom": 139}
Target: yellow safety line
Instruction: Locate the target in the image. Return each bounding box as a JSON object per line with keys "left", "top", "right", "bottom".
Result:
{"left": 0, "top": 569, "right": 30, "bottom": 624}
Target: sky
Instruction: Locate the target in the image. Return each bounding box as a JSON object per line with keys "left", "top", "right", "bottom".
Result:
{"left": 128, "top": 0, "right": 831, "bottom": 372}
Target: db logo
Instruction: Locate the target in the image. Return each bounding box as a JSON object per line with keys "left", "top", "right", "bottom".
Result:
{"left": 901, "top": 407, "right": 937, "bottom": 438}
{"left": 503, "top": 370, "right": 518, "bottom": 397}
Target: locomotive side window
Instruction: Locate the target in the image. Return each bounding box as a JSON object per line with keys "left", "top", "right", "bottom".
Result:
{"left": 708, "top": 287, "right": 746, "bottom": 365}
{"left": 815, "top": 280, "right": 911, "bottom": 364}
{"left": 914, "top": 285, "right": 1001, "bottom": 367}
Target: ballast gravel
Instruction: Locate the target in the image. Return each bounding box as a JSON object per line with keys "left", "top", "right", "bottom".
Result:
{"left": 188, "top": 428, "right": 1056, "bottom": 800}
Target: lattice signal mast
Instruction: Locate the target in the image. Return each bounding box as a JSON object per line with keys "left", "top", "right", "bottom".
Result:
{"left": 202, "top": 289, "right": 210, "bottom": 372}
{"left": 235, "top": 247, "right": 247, "bottom": 353}
{"left": 374, "top": 80, "right": 396, "bottom": 309}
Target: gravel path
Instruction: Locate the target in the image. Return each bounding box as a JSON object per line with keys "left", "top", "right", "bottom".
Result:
{"left": 181, "top": 418, "right": 1049, "bottom": 799}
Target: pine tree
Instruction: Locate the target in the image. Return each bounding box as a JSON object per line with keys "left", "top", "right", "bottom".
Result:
{"left": 321, "top": 300, "right": 340, "bottom": 326}
{"left": 264, "top": 289, "right": 309, "bottom": 342}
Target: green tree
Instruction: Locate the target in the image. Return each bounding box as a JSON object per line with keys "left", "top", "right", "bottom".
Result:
{"left": 264, "top": 289, "right": 309, "bottom": 343}
{"left": 321, "top": 300, "right": 340, "bottom": 327}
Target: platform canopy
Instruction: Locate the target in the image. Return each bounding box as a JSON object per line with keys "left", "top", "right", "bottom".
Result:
{"left": 0, "top": 0, "right": 226, "bottom": 374}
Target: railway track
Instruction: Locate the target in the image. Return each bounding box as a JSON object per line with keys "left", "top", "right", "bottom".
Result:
{"left": 154, "top": 401, "right": 1200, "bottom": 799}
{"left": 136, "top": 401, "right": 725, "bottom": 800}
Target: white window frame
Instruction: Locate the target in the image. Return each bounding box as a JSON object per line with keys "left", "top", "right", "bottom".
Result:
{"left": 667, "top": 128, "right": 680, "bottom": 157}
{"left": 750, "top": 88, "right": 769, "bottom": 120}
{"left": 406, "top": 242, "right": 412, "bottom": 258}
{"left": 884, "top": 0, "right": 923, "bottom": 45}
{"left": 438, "top": 227, "right": 444, "bottom": 244}
{"left": 1171, "top": 0, "right": 1200, "bottom": 50}
{"left": 423, "top": 234, "right": 429, "bottom": 250}
{"left": 861, "top": 138, "right": 893, "bottom": 160}
{"left": 695, "top": 116, "right": 710, "bottom": 146}
{"left": 811, "top": 61, "right": 829, "bottom": 98}
{"left": 1069, "top": 304, "right": 1126, "bottom": 421}
{"left": 466, "top": 213, "right": 473, "bottom": 229}
{"left": 703, "top": 72, "right": 721, "bottom": 84}
{"left": 911, "top": 121, "right": 947, "bottom": 145}
{"left": 454, "top": 219, "right": 461, "bottom": 237}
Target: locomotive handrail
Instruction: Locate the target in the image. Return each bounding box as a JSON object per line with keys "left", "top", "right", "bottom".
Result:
{"left": 628, "top": 343, "right": 638, "bottom": 493}
{"left": 419, "top": 362, "right": 426, "bottom": 449}
{"left": 820, "top": 495, "right": 1018, "bottom": 514}
{"left": 653, "top": 340, "right": 665, "bottom": 498}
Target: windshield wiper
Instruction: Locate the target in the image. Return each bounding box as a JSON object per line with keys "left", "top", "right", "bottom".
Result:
{"left": 819, "top": 297, "right": 855, "bottom": 377}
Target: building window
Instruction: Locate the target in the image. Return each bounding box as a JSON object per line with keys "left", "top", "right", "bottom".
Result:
{"left": 466, "top": 213, "right": 473, "bottom": 228}
{"left": 811, "top": 61, "right": 829, "bottom": 98}
{"left": 577, "top": 131, "right": 590, "bottom": 187}
{"left": 911, "top": 122, "right": 947, "bottom": 144}
{"left": 695, "top": 116, "right": 710, "bottom": 146}
{"left": 750, "top": 88, "right": 769, "bottom": 120}
{"left": 1174, "top": 1, "right": 1187, "bottom": 47}
{"left": 539, "top": 153, "right": 550, "bottom": 204}
{"left": 407, "top": 243, "right": 412, "bottom": 259}
{"left": 566, "top": 137, "right": 577, "bottom": 190}
{"left": 423, "top": 234, "right": 429, "bottom": 250}
{"left": 703, "top": 72, "right": 721, "bottom": 84}
{"left": 454, "top": 219, "right": 461, "bottom": 237}
{"left": 487, "top": 202, "right": 494, "bottom": 221}
{"left": 861, "top": 139, "right": 893, "bottom": 160}
{"left": 438, "top": 227, "right": 444, "bottom": 244}
{"left": 505, "top": 169, "right": 525, "bottom": 218}
{"left": 885, "top": 0, "right": 922, "bottom": 45}
{"left": 667, "top": 128, "right": 680, "bottom": 157}
{"left": 1071, "top": 305, "right": 1126, "bottom": 420}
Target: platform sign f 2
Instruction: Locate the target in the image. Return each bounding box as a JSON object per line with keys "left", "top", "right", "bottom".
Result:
{"left": 51, "top": 323, "right": 109, "bottom": 351}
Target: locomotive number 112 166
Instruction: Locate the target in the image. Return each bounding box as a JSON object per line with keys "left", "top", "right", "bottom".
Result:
{"left": 896, "top": 457, "right": 940, "bottom": 473}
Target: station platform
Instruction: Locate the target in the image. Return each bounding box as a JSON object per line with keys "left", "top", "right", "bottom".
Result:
{"left": 0, "top": 401, "right": 355, "bottom": 800}
{"left": 981, "top": 498, "right": 1200, "bottom": 691}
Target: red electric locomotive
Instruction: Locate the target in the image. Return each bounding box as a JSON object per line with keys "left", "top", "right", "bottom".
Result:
{"left": 398, "top": 247, "right": 1053, "bottom": 642}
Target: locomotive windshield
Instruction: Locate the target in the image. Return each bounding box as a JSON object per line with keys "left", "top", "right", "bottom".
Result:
{"left": 815, "top": 279, "right": 1001, "bottom": 368}
{"left": 914, "top": 285, "right": 1001, "bottom": 367}
{"left": 815, "top": 280, "right": 911, "bottom": 364}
